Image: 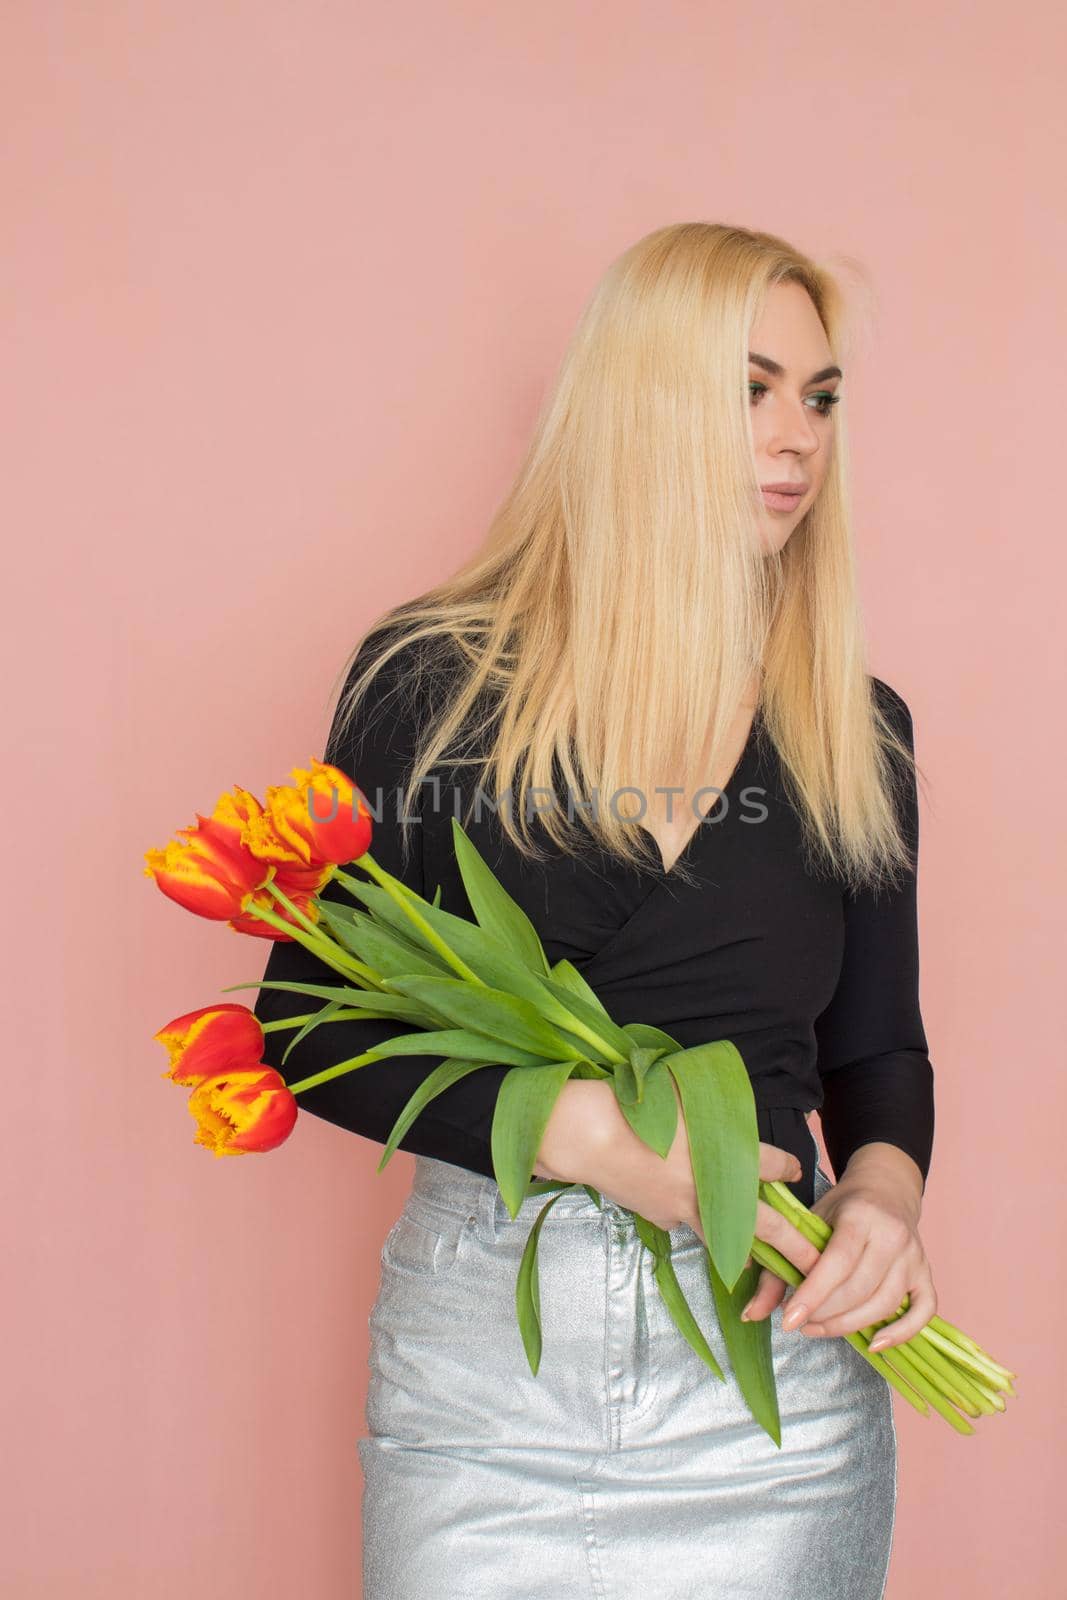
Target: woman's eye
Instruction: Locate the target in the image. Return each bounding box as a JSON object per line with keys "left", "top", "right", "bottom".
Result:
{"left": 808, "top": 391, "right": 840, "bottom": 416}
{"left": 748, "top": 381, "right": 840, "bottom": 417}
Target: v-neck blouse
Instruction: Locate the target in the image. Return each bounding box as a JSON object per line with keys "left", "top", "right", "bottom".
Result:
{"left": 252, "top": 635, "right": 935, "bottom": 1208}
{"left": 633, "top": 704, "right": 763, "bottom": 876}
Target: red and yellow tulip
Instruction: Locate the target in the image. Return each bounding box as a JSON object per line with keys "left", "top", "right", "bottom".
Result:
{"left": 144, "top": 787, "right": 271, "bottom": 920}
{"left": 154, "top": 1003, "right": 265, "bottom": 1085}
{"left": 187, "top": 1067, "right": 298, "bottom": 1156}
{"left": 242, "top": 758, "right": 372, "bottom": 871}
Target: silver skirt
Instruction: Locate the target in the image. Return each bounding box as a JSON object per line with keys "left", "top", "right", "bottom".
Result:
{"left": 359, "top": 1138, "right": 897, "bottom": 1599}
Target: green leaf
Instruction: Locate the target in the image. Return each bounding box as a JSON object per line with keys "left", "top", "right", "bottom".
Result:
{"left": 613, "top": 1056, "right": 639, "bottom": 1105}
{"left": 534, "top": 974, "right": 635, "bottom": 1061}
{"left": 491, "top": 1060, "right": 581, "bottom": 1218}
{"left": 331, "top": 877, "right": 441, "bottom": 943}
{"left": 630, "top": 1044, "right": 668, "bottom": 1094}
{"left": 316, "top": 901, "right": 449, "bottom": 978}
{"left": 549, "top": 958, "right": 615, "bottom": 1016}
{"left": 381, "top": 973, "right": 585, "bottom": 1060}
{"left": 450, "top": 816, "right": 551, "bottom": 975}
{"left": 280, "top": 999, "right": 344, "bottom": 1066}
{"left": 515, "top": 1189, "right": 569, "bottom": 1375}
{"left": 225, "top": 978, "right": 429, "bottom": 1021}
{"left": 664, "top": 1040, "right": 759, "bottom": 1291}
{"left": 632, "top": 1214, "right": 726, "bottom": 1381}
{"left": 614, "top": 1058, "right": 679, "bottom": 1158}
{"left": 706, "top": 1253, "right": 782, "bottom": 1447}
{"left": 361, "top": 1029, "right": 544, "bottom": 1066}
{"left": 622, "top": 1021, "right": 682, "bottom": 1053}
{"left": 409, "top": 922, "right": 623, "bottom": 1061}
{"left": 613, "top": 1043, "right": 669, "bottom": 1107}
{"left": 377, "top": 1058, "right": 487, "bottom": 1170}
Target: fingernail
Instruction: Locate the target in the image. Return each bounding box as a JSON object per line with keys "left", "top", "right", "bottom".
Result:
{"left": 740, "top": 1300, "right": 753, "bottom": 1321}
{"left": 869, "top": 1336, "right": 888, "bottom": 1352}
{"left": 782, "top": 1302, "right": 808, "bottom": 1331}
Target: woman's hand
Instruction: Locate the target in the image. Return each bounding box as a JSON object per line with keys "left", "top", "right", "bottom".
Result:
{"left": 741, "top": 1142, "right": 937, "bottom": 1351}
{"left": 534, "top": 1079, "right": 816, "bottom": 1258}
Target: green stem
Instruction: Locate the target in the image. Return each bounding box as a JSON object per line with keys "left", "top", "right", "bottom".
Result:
{"left": 260, "top": 1013, "right": 317, "bottom": 1033}
{"left": 240, "top": 899, "right": 369, "bottom": 983}
{"left": 885, "top": 1335, "right": 983, "bottom": 1416}
{"left": 928, "top": 1313, "right": 984, "bottom": 1353}
{"left": 287, "top": 1047, "right": 387, "bottom": 1096}
{"left": 876, "top": 1343, "right": 975, "bottom": 1435}
{"left": 335, "top": 858, "right": 484, "bottom": 984}
{"left": 763, "top": 1179, "right": 831, "bottom": 1242}
{"left": 260, "top": 1008, "right": 378, "bottom": 1035}
{"left": 916, "top": 1325, "right": 1013, "bottom": 1390}
{"left": 927, "top": 1315, "right": 1016, "bottom": 1380}
{"left": 265, "top": 880, "right": 382, "bottom": 986}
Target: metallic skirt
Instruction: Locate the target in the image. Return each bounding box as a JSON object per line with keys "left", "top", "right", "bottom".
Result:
{"left": 359, "top": 1139, "right": 897, "bottom": 1599}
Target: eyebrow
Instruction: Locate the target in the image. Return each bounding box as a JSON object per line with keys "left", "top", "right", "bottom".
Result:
{"left": 748, "top": 352, "right": 843, "bottom": 385}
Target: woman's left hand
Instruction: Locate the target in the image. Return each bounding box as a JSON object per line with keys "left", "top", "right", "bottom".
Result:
{"left": 741, "top": 1142, "right": 937, "bottom": 1352}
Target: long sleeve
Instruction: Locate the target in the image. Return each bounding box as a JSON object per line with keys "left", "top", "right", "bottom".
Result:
{"left": 814, "top": 679, "right": 936, "bottom": 1188}
{"left": 252, "top": 632, "right": 509, "bottom": 1178}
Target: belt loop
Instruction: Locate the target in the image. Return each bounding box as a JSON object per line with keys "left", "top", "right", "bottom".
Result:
{"left": 479, "top": 1176, "right": 500, "bottom": 1242}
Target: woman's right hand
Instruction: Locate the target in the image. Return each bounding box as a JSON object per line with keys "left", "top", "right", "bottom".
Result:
{"left": 534, "top": 1077, "right": 822, "bottom": 1282}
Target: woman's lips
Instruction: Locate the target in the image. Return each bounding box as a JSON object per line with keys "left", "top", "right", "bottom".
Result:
{"left": 761, "top": 487, "right": 806, "bottom": 513}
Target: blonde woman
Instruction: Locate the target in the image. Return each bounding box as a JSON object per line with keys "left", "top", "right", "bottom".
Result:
{"left": 254, "top": 222, "right": 936, "bottom": 1600}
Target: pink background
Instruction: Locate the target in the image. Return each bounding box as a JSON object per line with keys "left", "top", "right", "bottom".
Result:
{"left": 5, "top": 4, "right": 1063, "bottom": 1595}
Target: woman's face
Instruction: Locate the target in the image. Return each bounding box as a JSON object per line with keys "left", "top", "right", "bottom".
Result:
{"left": 747, "top": 281, "right": 841, "bottom": 555}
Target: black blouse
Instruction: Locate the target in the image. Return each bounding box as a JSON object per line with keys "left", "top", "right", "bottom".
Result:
{"left": 252, "top": 636, "right": 935, "bottom": 1209}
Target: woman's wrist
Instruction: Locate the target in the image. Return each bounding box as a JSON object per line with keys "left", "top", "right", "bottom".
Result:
{"left": 838, "top": 1141, "right": 925, "bottom": 1222}
{"left": 533, "top": 1079, "right": 627, "bottom": 1183}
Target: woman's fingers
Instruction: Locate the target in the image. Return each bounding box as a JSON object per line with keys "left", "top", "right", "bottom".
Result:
{"left": 740, "top": 1266, "right": 787, "bottom": 1322}
{"left": 778, "top": 1218, "right": 868, "bottom": 1330}
{"left": 754, "top": 1199, "right": 822, "bottom": 1277}
{"left": 867, "top": 1274, "right": 936, "bottom": 1349}
{"left": 757, "top": 1142, "right": 803, "bottom": 1184}
{"left": 735, "top": 1201, "right": 820, "bottom": 1323}
{"left": 822, "top": 1268, "right": 935, "bottom": 1349}
{"left": 793, "top": 1242, "right": 893, "bottom": 1328}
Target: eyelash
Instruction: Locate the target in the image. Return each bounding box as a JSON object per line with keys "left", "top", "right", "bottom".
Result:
{"left": 748, "top": 382, "right": 841, "bottom": 417}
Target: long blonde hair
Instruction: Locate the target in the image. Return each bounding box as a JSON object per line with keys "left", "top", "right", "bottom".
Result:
{"left": 329, "top": 221, "right": 922, "bottom": 894}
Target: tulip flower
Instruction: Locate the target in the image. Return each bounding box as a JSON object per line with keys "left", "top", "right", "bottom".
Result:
{"left": 187, "top": 1066, "right": 298, "bottom": 1156}
{"left": 242, "top": 758, "right": 373, "bottom": 872}
{"left": 144, "top": 787, "right": 271, "bottom": 920}
{"left": 154, "top": 1003, "right": 265, "bottom": 1085}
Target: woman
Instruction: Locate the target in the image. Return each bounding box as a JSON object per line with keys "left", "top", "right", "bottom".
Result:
{"left": 254, "top": 222, "right": 937, "bottom": 1599}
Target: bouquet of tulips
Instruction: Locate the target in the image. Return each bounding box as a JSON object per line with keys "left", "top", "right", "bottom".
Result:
{"left": 145, "top": 757, "right": 1016, "bottom": 1445}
